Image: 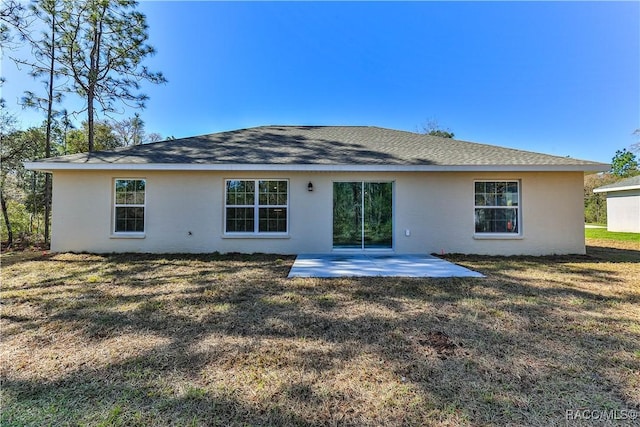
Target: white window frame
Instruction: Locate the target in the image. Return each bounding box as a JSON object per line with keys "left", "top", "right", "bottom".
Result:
{"left": 112, "top": 178, "right": 146, "bottom": 237}
{"left": 473, "top": 180, "right": 521, "bottom": 237}
{"left": 224, "top": 179, "right": 289, "bottom": 236}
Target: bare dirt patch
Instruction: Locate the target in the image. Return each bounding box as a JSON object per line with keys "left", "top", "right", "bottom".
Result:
{"left": 421, "top": 331, "right": 458, "bottom": 357}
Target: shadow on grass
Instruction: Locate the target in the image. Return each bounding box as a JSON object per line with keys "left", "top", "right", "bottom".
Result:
{"left": 586, "top": 245, "right": 640, "bottom": 262}
{"left": 2, "top": 249, "right": 639, "bottom": 425}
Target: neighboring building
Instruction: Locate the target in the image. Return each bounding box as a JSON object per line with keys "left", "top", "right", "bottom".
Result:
{"left": 25, "top": 126, "right": 608, "bottom": 255}
{"left": 593, "top": 175, "right": 640, "bottom": 233}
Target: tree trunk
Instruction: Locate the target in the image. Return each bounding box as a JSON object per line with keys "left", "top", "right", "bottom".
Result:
{"left": 87, "top": 91, "right": 94, "bottom": 152}
{"left": 31, "top": 170, "right": 36, "bottom": 233}
{"left": 87, "top": 21, "right": 96, "bottom": 152}
{"left": 44, "top": 174, "right": 51, "bottom": 244}
{"left": 1, "top": 189, "right": 13, "bottom": 247}
{"left": 86, "top": 6, "right": 102, "bottom": 153}
{"left": 44, "top": 10, "right": 55, "bottom": 244}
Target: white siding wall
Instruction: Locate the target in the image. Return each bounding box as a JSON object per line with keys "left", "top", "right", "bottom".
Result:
{"left": 606, "top": 190, "right": 640, "bottom": 233}
{"left": 51, "top": 170, "right": 586, "bottom": 255}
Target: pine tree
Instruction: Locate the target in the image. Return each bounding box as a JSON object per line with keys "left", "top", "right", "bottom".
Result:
{"left": 16, "top": 0, "right": 66, "bottom": 244}
{"left": 57, "top": 0, "right": 166, "bottom": 152}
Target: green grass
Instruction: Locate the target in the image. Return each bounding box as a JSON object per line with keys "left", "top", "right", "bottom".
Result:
{"left": 585, "top": 227, "right": 640, "bottom": 242}
{"left": 1, "top": 242, "right": 638, "bottom": 426}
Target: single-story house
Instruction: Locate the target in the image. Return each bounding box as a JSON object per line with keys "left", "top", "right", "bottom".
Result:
{"left": 26, "top": 126, "right": 608, "bottom": 255}
{"left": 593, "top": 175, "right": 640, "bottom": 233}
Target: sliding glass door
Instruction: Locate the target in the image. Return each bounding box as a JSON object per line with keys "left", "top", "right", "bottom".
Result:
{"left": 333, "top": 181, "right": 393, "bottom": 250}
{"left": 333, "top": 182, "right": 363, "bottom": 248}
{"left": 363, "top": 182, "right": 393, "bottom": 248}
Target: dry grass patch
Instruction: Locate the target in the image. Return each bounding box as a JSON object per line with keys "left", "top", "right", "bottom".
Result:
{"left": 1, "top": 242, "right": 638, "bottom": 426}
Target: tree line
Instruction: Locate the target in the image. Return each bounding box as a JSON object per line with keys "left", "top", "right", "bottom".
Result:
{"left": 1, "top": 111, "right": 164, "bottom": 246}
{"left": 584, "top": 147, "right": 639, "bottom": 225}
{"left": 1, "top": 0, "right": 165, "bottom": 247}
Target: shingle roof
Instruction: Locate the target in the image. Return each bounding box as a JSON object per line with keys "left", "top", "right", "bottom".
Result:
{"left": 28, "top": 125, "right": 608, "bottom": 171}
{"left": 593, "top": 175, "right": 640, "bottom": 193}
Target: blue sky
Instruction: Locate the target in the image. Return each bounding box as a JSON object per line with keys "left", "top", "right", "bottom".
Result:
{"left": 2, "top": 1, "right": 639, "bottom": 163}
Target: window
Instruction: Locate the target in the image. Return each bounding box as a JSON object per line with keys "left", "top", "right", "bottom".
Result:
{"left": 225, "top": 179, "right": 288, "bottom": 234}
{"left": 114, "top": 179, "right": 145, "bottom": 233}
{"left": 474, "top": 181, "right": 519, "bottom": 234}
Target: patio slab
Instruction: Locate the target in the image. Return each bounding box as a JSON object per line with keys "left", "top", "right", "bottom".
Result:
{"left": 287, "top": 254, "right": 485, "bottom": 278}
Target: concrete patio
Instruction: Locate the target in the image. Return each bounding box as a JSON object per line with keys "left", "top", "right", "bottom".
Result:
{"left": 287, "top": 254, "right": 485, "bottom": 278}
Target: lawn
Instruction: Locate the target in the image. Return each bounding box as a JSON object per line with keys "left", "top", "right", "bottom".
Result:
{"left": 1, "top": 241, "right": 639, "bottom": 426}
{"left": 585, "top": 227, "right": 640, "bottom": 244}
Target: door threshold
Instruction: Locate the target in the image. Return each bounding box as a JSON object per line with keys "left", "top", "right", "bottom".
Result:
{"left": 331, "top": 249, "right": 395, "bottom": 253}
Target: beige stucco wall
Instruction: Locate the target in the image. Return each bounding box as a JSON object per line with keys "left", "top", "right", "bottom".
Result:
{"left": 50, "top": 170, "right": 586, "bottom": 255}
{"left": 606, "top": 190, "right": 640, "bottom": 233}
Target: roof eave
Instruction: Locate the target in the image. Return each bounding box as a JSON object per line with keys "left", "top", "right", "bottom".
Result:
{"left": 593, "top": 185, "right": 640, "bottom": 193}
{"left": 25, "top": 162, "right": 610, "bottom": 173}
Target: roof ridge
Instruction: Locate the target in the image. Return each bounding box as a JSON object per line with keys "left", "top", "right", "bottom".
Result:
{"left": 256, "top": 124, "right": 378, "bottom": 129}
